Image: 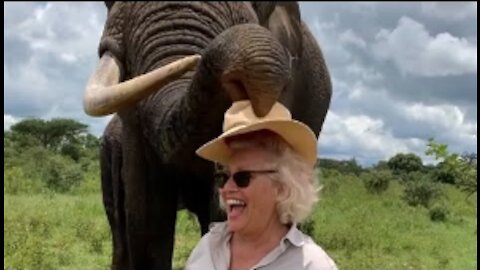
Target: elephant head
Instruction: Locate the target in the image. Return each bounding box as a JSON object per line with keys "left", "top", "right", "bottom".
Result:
{"left": 84, "top": 2, "right": 331, "bottom": 125}
{"left": 83, "top": 2, "right": 331, "bottom": 270}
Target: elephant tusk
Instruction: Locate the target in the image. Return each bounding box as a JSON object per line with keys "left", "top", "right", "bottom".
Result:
{"left": 83, "top": 54, "right": 201, "bottom": 116}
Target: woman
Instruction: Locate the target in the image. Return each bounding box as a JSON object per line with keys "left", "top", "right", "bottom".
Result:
{"left": 186, "top": 100, "right": 337, "bottom": 270}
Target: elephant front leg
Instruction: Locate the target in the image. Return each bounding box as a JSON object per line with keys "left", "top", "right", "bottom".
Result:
{"left": 123, "top": 172, "right": 178, "bottom": 270}
{"left": 143, "top": 168, "right": 179, "bottom": 270}
{"left": 121, "top": 114, "right": 178, "bottom": 270}
{"left": 120, "top": 119, "right": 147, "bottom": 268}
{"left": 100, "top": 121, "right": 130, "bottom": 270}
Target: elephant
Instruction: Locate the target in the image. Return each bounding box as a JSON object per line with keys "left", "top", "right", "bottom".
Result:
{"left": 83, "top": 2, "right": 332, "bottom": 270}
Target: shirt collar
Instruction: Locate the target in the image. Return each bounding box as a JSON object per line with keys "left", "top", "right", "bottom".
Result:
{"left": 282, "top": 223, "right": 306, "bottom": 247}
{"left": 210, "top": 221, "right": 306, "bottom": 247}
{"left": 208, "top": 222, "right": 231, "bottom": 270}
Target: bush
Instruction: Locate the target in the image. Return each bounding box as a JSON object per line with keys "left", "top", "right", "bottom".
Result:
{"left": 317, "top": 158, "right": 363, "bottom": 176}
{"left": 4, "top": 167, "right": 45, "bottom": 194}
{"left": 40, "top": 155, "right": 84, "bottom": 193}
{"left": 426, "top": 138, "right": 477, "bottom": 198}
{"left": 387, "top": 153, "right": 423, "bottom": 175}
{"left": 403, "top": 180, "right": 440, "bottom": 208}
{"left": 361, "top": 170, "right": 392, "bottom": 194}
{"left": 72, "top": 169, "right": 101, "bottom": 194}
{"left": 4, "top": 146, "right": 85, "bottom": 194}
{"left": 319, "top": 168, "right": 342, "bottom": 179}
{"left": 60, "top": 143, "right": 82, "bottom": 162}
{"left": 429, "top": 203, "right": 449, "bottom": 222}
{"left": 318, "top": 169, "right": 340, "bottom": 194}
{"left": 399, "top": 171, "right": 430, "bottom": 183}
{"left": 431, "top": 162, "right": 456, "bottom": 184}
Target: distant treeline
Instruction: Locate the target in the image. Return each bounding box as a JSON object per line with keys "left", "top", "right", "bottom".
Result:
{"left": 4, "top": 117, "right": 477, "bottom": 200}
{"left": 316, "top": 140, "right": 477, "bottom": 208}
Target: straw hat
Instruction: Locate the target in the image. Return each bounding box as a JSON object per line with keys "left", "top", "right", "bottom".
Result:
{"left": 196, "top": 100, "right": 318, "bottom": 167}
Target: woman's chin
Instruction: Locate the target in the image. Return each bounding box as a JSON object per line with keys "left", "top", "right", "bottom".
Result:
{"left": 227, "top": 217, "right": 245, "bottom": 232}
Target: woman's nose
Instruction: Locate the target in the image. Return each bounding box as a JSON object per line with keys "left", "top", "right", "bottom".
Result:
{"left": 220, "top": 177, "right": 239, "bottom": 191}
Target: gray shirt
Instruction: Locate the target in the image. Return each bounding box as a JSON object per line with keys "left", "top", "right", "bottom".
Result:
{"left": 185, "top": 222, "right": 338, "bottom": 270}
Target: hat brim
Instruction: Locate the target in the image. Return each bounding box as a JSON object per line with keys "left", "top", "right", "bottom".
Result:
{"left": 196, "top": 119, "right": 318, "bottom": 167}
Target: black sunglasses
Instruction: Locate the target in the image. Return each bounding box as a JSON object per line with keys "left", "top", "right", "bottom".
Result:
{"left": 214, "top": 169, "right": 278, "bottom": 188}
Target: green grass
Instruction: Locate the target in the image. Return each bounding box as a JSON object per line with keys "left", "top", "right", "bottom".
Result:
{"left": 172, "top": 211, "right": 200, "bottom": 270}
{"left": 314, "top": 176, "right": 477, "bottom": 270}
{"left": 4, "top": 193, "right": 111, "bottom": 269}
{"left": 4, "top": 175, "right": 477, "bottom": 269}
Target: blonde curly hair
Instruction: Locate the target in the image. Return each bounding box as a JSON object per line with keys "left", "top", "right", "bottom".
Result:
{"left": 222, "top": 129, "right": 320, "bottom": 224}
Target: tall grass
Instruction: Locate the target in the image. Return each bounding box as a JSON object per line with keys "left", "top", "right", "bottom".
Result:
{"left": 4, "top": 194, "right": 111, "bottom": 269}
{"left": 173, "top": 211, "right": 200, "bottom": 270}
{"left": 314, "top": 175, "right": 477, "bottom": 270}
{"left": 4, "top": 174, "right": 477, "bottom": 269}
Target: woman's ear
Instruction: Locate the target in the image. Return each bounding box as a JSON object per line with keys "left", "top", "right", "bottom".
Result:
{"left": 253, "top": 2, "right": 303, "bottom": 57}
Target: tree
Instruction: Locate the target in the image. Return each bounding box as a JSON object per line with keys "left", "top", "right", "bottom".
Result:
{"left": 10, "top": 118, "right": 46, "bottom": 144}
{"left": 81, "top": 133, "right": 101, "bottom": 149}
{"left": 372, "top": 160, "right": 389, "bottom": 171}
{"left": 4, "top": 117, "right": 100, "bottom": 194}
{"left": 361, "top": 170, "right": 393, "bottom": 194}
{"left": 431, "top": 161, "right": 456, "bottom": 184}
{"left": 461, "top": 152, "right": 477, "bottom": 167}
{"left": 426, "top": 138, "right": 477, "bottom": 198}
{"left": 10, "top": 118, "right": 88, "bottom": 151}
{"left": 6, "top": 127, "right": 43, "bottom": 149}
{"left": 387, "top": 153, "right": 423, "bottom": 175}
{"left": 317, "top": 157, "right": 363, "bottom": 175}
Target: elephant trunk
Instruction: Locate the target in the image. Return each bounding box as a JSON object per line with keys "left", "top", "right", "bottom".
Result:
{"left": 156, "top": 23, "right": 292, "bottom": 165}
{"left": 200, "top": 23, "right": 292, "bottom": 117}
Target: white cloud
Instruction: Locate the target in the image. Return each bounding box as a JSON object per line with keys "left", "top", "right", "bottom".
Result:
{"left": 60, "top": 53, "right": 78, "bottom": 63}
{"left": 340, "top": 29, "right": 367, "bottom": 49}
{"left": 318, "top": 111, "right": 444, "bottom": 165}
{"left": 373, "top": 16, "right": 477, "bottom": 77}
{"left": 421, "top": 2, "right": 477, "bottom": 21}
{"left": 325, "top": 68, "right": 477, "bottom": 165}
{"left": 311, "top": 18, "right": 354, "bottom": 66}
{"left": 404, "top": 103, "right": 464, "bottom": 127}
{"left": 347, "top": 2, "right": 377, "bottom": 17}
{"left": 319, "top": 112, "right": 407, "bottom": 160}
{"left": 6, "top": 56, "right": 58, "bottom": 112}
{"left": 5, "top": 2, "right": 106, "bottom": 125}
{"left": 346, "top": 81, "right": 368, "bottom": 100}
{"left": 402, "top": 103, "right": 477, "bottom": 145}
{"left": 10, "top": 2, "right": 105, "bottom": 60}
{"left": 4, "top": 114, "right": 22, "bottom": 131}
{"left": 345, "top": 62, "right": 384, "bottom": 84}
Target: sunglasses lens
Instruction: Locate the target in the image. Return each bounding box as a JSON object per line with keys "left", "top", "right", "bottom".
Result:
{"left": 216, "top": 170, "right": 273, "bottom": 188}
{"left": 233, "top": 171, "right": 252, "bottom": 188}
{"left": 214, "top": 172, "right": 229, "bottom": 187}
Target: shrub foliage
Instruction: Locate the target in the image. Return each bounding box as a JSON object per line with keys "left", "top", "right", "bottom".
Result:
{"left": 361, "top": 170, "right": 393, "bottom": 194}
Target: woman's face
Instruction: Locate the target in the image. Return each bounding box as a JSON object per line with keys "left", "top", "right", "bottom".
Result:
{"left": 219, "top": 146, "right": 282, "bottom": 235}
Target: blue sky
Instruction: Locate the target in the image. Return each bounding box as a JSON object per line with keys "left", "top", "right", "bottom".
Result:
{"left": 4, "top": 2, "right": 477, "bottom": 166}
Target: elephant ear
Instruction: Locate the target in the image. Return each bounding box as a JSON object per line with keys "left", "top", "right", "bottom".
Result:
{"left": 252, "top": 2, "right": 303, "bottom": 58}
{"left": 98, "top": 1, "right": 125, "bottom": 69}
{"left": 105, "top": 1, "right": 115, "bottom": 10}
